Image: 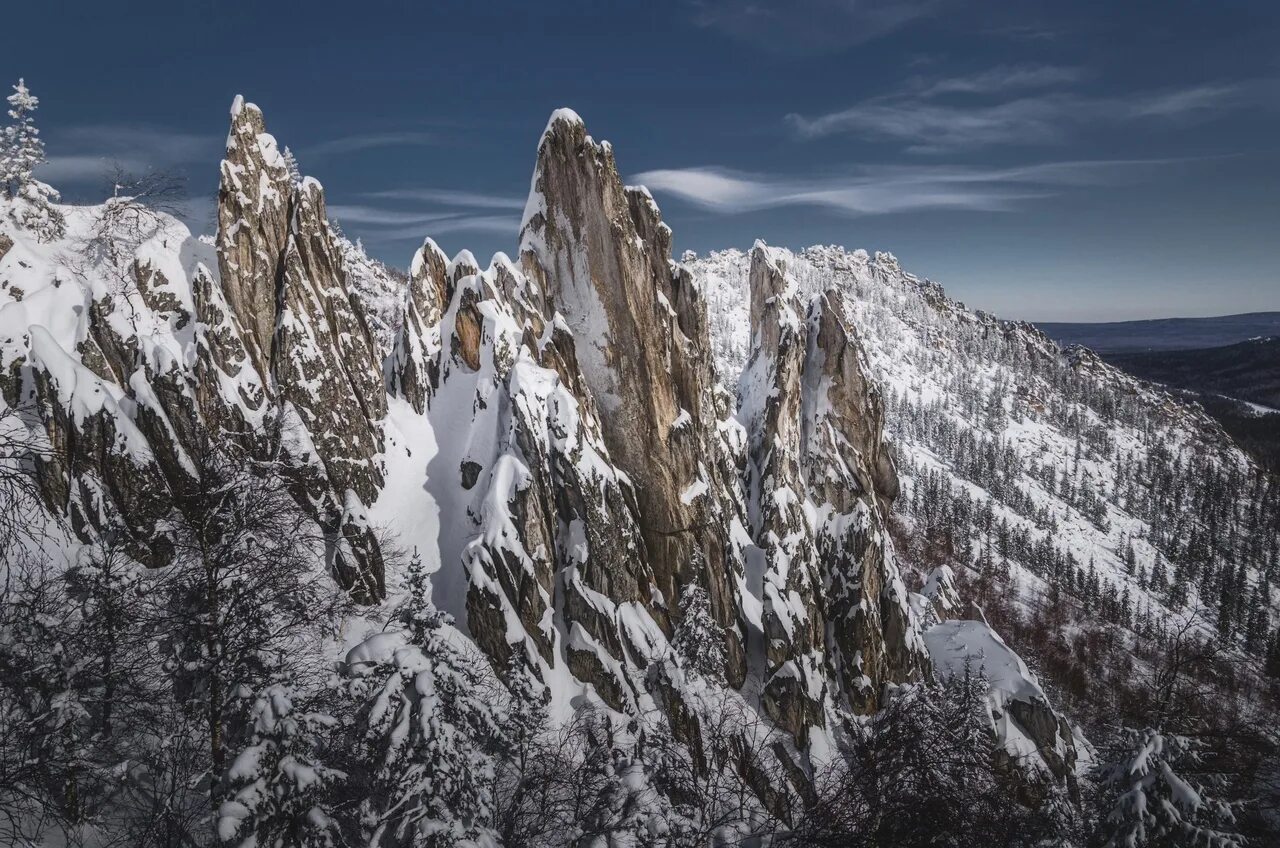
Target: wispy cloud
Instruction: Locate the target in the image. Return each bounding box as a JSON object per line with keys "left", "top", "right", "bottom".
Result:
{"left": 40, "top": 154, "right": 151, "bottom": 183}
{"left": 983, "top": 22, "right": 1062, "bottom": 42}
{"left": 632, "top": 157, "right": 1195, "bottom": 216}
{"left": 786, "top": 70, "right": 1272, "bottom": 151}
{"left": 326, "top": 205, "right": 465, "bottom": 227}
{"left": 400, "top": 215, "right": 517, "bottom": 236}
{"left": 302, "top": 131, "right": 438, "bottom": 158}
{"left": 789, "top": 95, "right": 1075, "bottom": 150}
{"left": 691, "top": 0, "right": 938, "bottom": 55}
{"left": 907, "top": 64, "right": 1084, "bottom": 98}
{"left": 329, "top": 187, "right": 522, "bottom": 251}
{"left": 40, "top": 125, "right": 220, "bottom": 189}
{"left": 349, "top": 215, "right": 520, "bottom": 248}
{"left": 1131, "top": 84, "right": 1244, "bottom": 118}
{"left": 361, "top": 188, "right": 523, "bottom": 210}
{"left": 59, "top": 125, "right": 216, "bottom": 161}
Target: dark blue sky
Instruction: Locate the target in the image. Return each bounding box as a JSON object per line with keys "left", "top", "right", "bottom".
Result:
{"left": 7, "top": 0, "right": 1278, "bottom": 320}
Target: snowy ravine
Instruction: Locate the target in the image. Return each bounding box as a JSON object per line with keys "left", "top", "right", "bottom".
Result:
{"left": 2, "top": 91, "right": 1275, "bottom": 845}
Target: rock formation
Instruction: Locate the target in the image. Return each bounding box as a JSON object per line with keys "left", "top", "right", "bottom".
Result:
{"left": 216, "top": 96, "right": 291, "bottom": 380}
{"left": 739, "top": 244, "right": 828, "bottom": 736}
{"left": 0, "top": 96, "right": 1082, "bottom": 791}
{"left": 519, "top": 110, "right": 748, "bottom": 685}
{"left": 741, "top": 244, "right": 929, "bottom": 729}
{"left": 0, "top": 96, "right": 389, "bottom": 598}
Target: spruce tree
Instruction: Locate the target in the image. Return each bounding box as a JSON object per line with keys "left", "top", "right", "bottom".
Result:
{"left": 1095, "top": 727, "right": 1242, "bottom": 848}
{"left": 670, "top": 584, "right": 727, "bottom": 682}
{"left": 215, "top": 685, "right": 343, "bottom": 848}
{"left": 3, "top": 78, "right": 64, "bottom": 240}
{"left": 342, "top": 560, "right": 506, "bottom": 847}
{"left": 282, "top": 145, "right": 303, "bottom": 187}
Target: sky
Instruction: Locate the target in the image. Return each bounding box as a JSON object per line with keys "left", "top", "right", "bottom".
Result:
{"left": 5, "top": 0, "right": 1279, "bottom": 321}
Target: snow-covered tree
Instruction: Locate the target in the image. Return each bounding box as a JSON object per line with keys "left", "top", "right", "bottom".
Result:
{"left": 2, "top": 79, "right": 41, "bottom": 195}
{"left": 158, "top": 432, "right": 347, "bottom": 799}
{"left": 342, "top": 564, "right": 506, "bottom": 847}
{"left": 216, "top": 684, "right": 344, "bottom": 848}
{"left": 283, "top": 146, "right": 303, "bottom": 187}
{"left": 0, "top": 558, "right": 90, "bottom": 833}
{"left": 64, "top": 539, "right": 145, "bottom": 740}
{"left": 670, "top": 584, "right": 727, "bottom": 682}
{"left": 795, "top": 666, "right": 1065, "bottom": 847}
{"left": 2, "top": 78, "right": 64, "bottom": 240}
{"left": 1095, "top": 727, "right": 1243, "bottom": 848}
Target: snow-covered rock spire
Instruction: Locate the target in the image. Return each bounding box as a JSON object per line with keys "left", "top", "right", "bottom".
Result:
{"left": 520, "top": 109, "right": 749, "bottom": 686}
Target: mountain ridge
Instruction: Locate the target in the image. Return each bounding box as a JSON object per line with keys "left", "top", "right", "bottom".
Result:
{"left": 1038, "top": 311, "right": 1280, "bottom": 353}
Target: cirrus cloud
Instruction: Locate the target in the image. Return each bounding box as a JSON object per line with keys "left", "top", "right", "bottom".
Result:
{"left": 786, "top": 68, "right": 1272, "bottom": 152}
{"left": 632, "top": 157, "right": 1202, "bottom": 217}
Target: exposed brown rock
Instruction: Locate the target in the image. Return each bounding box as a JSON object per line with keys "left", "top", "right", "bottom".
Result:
{"left": 133, "top": 259, "right": 187, "bottom": 323}
{"left": 408, "top": 237, "right": 450, "bottom": 330}
{"left": 452, "top": 290, "right": 483, "bottom": 372}
{"left": 803, "top": 286, "right": 929, "bottom": 711}
{"left": 434, "top": 266, "right": 658, "bottom": 709}
{"left": 25, "top": 329, "right": 175, "bottom": 566}
{"left": 274, "top": 178, "right": 385, "bottom": 505}
{"left": 215, "top": 96, "right": 292, "bottom": 377}
{"left": 741, "top": 245, "right": 826, "bottom": 737}
{"left": 520, "top": 111, "right": 747, "bottom": 686}
{"left": 388, "top": 239, "right": 448, "bottom": 413}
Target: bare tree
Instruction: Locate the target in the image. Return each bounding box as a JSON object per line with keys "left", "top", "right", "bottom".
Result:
{"left": 786, "top": 672, "right": 1067, "bottom": 848}
{"left": 57, "top": 164, "right": 189, "bottom": 329}
{"left": 150, "top": 430, "right": 347, "bottom": 799}
{"left": 644, "top": 689, "right": 792, "bottom": 846}
{"left": 0, "top": 404, "right": 49, "bottom": 559}
{"left": 0, "top": 552, "right": 83, "bottom": 844}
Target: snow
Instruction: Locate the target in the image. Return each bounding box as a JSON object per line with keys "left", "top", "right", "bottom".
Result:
{"left": 680, "top": 477, "right": 708, "bottom": 504}
{"left": 345, "top": 630, "right": 408, "bottom": 667}
{"left": 543, "top": 107, "right": 584, "bottom": 138}
{"left": 4, "top": 106, "right": 1267, "bottom": 843}
{"left": 925, "top": 618, "right": 1073, "bottom": 773}
{"left": 690, "top": 244, "right": 1271, "bottom": 646}
{"left": 925, "top": 618, "right": 1046, "bottom": 704}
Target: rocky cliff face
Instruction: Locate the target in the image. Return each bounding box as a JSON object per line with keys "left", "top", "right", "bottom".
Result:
{"left": 0, "top": 97, "right": 389, "bottom": 597}
{"left": 739, "top": 244, "right": 928, "bottom": 734}
{"left": 519, "top": 111, "right": 748, "bottom": 686}
{"left": 214, "top": 98, "right": 389, "bottom": 598}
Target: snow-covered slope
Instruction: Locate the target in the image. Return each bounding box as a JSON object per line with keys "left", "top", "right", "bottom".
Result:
{"left": 693, "top": 245, "right": 1279, "bottom": 655}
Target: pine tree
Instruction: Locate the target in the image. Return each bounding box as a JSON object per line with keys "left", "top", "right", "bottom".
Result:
{"left": 215, "top": 685, "right": 344, "bottom": 848}
{"left": 2, "top": 78, "right": 64, "bottom": 240}
{"left": 282, "top": 146, "right": 303, "bottom": 187}
{"left": 797, "top": 665, "right": 1064, "bottom": 846}
{"left": 1217, "top": 577, "right": 1235, "bottom": 643}
{"left": 1265, "top": 631, "right": 1280, "bottom": 679}
{"left": 342, "top": 561, "right": 506, "bottom": 847}
{"left": 670, "top": 584, "right": 727, "bottom": 682}
{"left": 2, "top": 79, "right": 41, "bottom": 195}
{"left": 1094, "top": 727, "right": 1242, "bottom": 848}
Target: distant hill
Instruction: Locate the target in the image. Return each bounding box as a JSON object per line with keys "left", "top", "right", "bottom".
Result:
{"left": 1101, "top": 337, "right": 1280, "bottom": 470}
{"left": 1038, "top": 311, "right": 1280, "bottom": 353}
{"left": 1105, "top": 336, "right": 1280, "bottom": 409}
